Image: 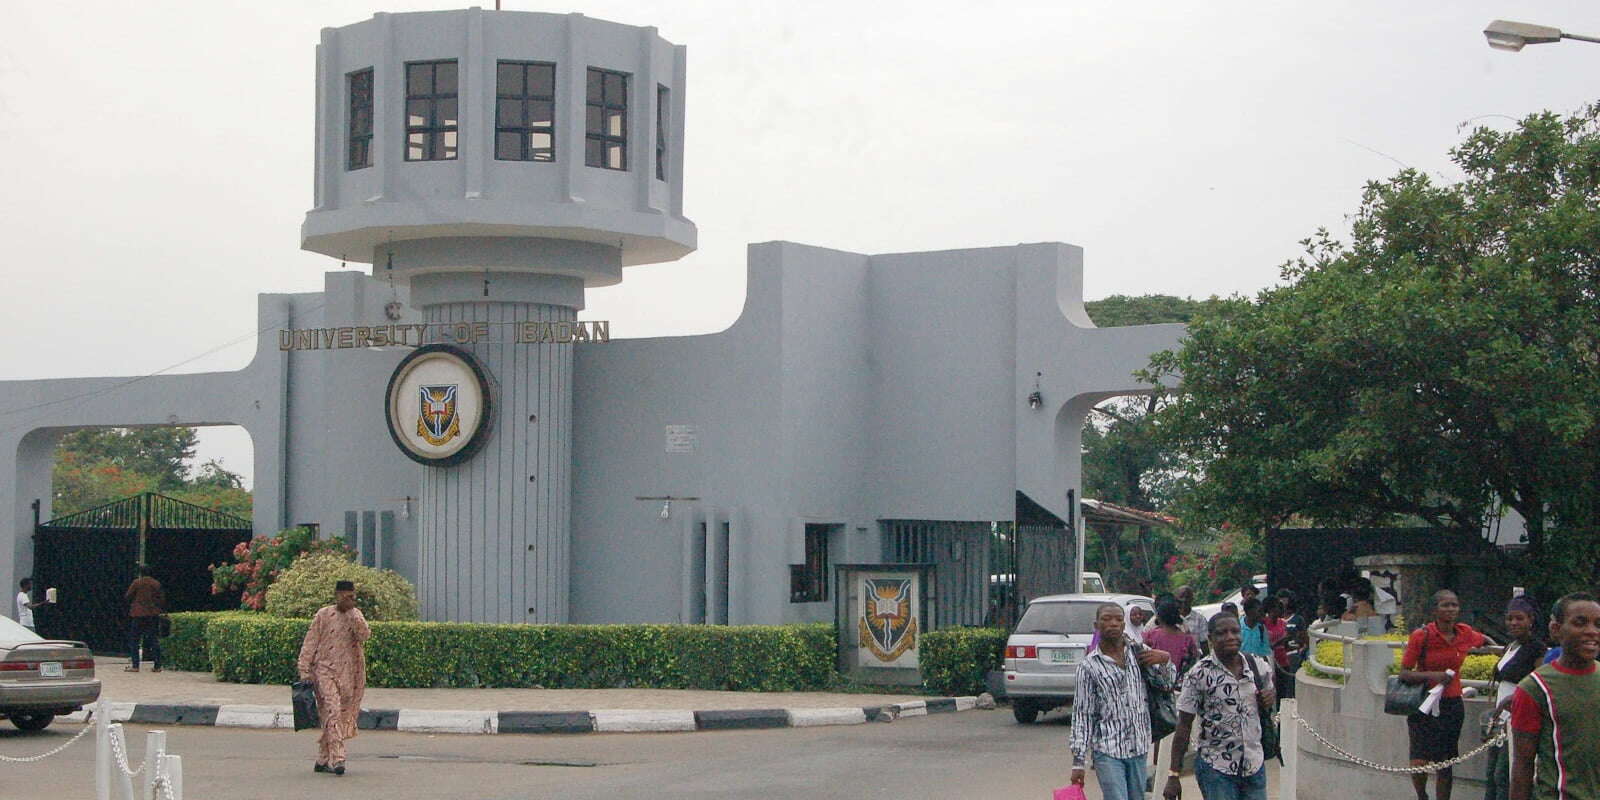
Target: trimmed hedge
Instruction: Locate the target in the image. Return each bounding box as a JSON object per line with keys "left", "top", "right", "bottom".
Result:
{"left": 1305, "top": 635, "right": 1498, "bottom": 682}
{"left": 921, "top": 627, "right": 1007, "bottom": 696}
{"left": 163, "top": 611, "right": 247, "bottom": 672}
{"left": 205, "top": 614, "right": 836, "bottom": 690}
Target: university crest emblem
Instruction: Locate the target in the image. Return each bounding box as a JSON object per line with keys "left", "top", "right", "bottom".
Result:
{"left": 417, "top": 384, "right": 461, "bottom": 446}
{"left": 858, "top": 577, "right": 918, "bottom": 663}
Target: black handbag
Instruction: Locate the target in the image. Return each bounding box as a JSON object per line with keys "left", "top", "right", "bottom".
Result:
{"left": 1383, "top": 635, "right": 1429, "bottom": 716}
{"left": 1134, "top": 643, "right": 1179, "bottom": 741}
{"left": 1244, "top": 653, "right": 1283, "bottom": 764}
{"left": 292, "top": 680, "right": 321, "bottom": 731}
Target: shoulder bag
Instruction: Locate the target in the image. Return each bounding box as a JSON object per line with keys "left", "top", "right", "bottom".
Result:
{"left": 1384, "top": 630, "right": 1429, "bottom": 716}
{"left": 1243, "top": 653, "right": 1283, "bottom": 764}
{"left": 1133, "top": 642, "right": 1179, "bottom": 741}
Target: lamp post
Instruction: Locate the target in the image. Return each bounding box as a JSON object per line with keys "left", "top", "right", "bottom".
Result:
{"left": 1483, "top": 19, "right": 1600, "bottom": 52}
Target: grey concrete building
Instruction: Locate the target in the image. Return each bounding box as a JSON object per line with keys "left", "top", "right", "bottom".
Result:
{"left": 2, "top": 8, "right": 1182, "bottom": 626}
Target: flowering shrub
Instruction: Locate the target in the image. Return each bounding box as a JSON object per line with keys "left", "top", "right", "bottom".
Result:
{"left": 264, "top": 551, "right": 418, "bottom": 621}
{"left": 210, "top": 527, "right": 354, "bottom": 610}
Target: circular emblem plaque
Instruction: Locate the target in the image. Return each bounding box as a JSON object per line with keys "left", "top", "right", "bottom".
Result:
{"left": 384, "top": 344, "right": 493, "bottom": 466}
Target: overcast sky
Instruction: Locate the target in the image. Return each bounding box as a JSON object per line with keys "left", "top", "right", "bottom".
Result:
{"left": 3, "top": 1, "right": 1596, "bottom": 488}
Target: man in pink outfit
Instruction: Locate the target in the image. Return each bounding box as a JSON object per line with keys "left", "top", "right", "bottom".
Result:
{"left": 296, "top": 580, "right": 370, "bottom": 776}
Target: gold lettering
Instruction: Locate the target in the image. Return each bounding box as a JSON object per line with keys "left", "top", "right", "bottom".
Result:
{"left": 517, "top": 322, "right": 535, "bottom": 344}
{"left": 531, "top": 322, "right": 552, "bottom": 342}
{"left": 337, "top": 327, "right": 354, "bottom": 348}
{"left": 354, "top": 327, "right": 371, "bottom": 347}
{"left": 279, "top": 330, "right": 294, "bottom": 351}
{"left": 371, "top": 326, "right": 389, "bottom": 347}
{"left": 592, "top": 320, "right": 610, "bottom": 343}
{"left": 554, "top": 321, "right": 573, "bottom": 343}
{"left": 321, "top": 328, "right": 337, "bottom": 349}
{"left": 472, "top": 321, "right": 490, "bottom": 343}
{"left": 410, "top": 323, "right": 428, "bottom": 346}
{"left": 452, "top": 323, "right": 472, "bottom": 343}
{"left": 574, "top": 321, "right": 591, "bottom": 342}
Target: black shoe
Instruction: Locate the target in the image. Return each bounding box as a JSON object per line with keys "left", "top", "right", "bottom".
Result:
{"left": 314, "top": 762, "right": 329, "bottom": 773}
{"left": 333, "top": 762, "right": 345, "bottom": 776}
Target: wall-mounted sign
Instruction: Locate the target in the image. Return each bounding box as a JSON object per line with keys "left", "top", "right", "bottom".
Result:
{"left": 384, "top": 344, "right": 493, "bottom": 466}
{"left": 665, "top": 425, "right": 698, "bottom": 454}
{"left": 279, "top": 320, "right": 610, "bottom": 351}
{"left": 857, "top": 572, "right": 921, "bottom": 668}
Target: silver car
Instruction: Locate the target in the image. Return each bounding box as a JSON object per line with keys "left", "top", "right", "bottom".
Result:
{"left": 1002, "top": 592, "right": 1152, "bottom": 723}
{"left": 0, "top": 615, "right": 101, "bottom": 731}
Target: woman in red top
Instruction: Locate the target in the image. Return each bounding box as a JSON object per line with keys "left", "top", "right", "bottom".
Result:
{"left": 1398, "top": 589, "right": 1489, "bottom": 800}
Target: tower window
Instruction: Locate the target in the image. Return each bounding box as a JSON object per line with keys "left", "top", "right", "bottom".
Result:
{"left": 789, "top": 524, "right": 833, "bottom": 603}
{"left": 405, "top": 60, "right": 459, "bottom": 162}
{"left": 655, "top": 84, "right": 669, "bottom": 181}
{"left": 347, "top": 69, "right": 373, "bottom": 170}
{"left": 585, "top": 67, "right": 628, "bottom": 170}
{"left": 495, "top": 61, "right": 556, "bottom": 162}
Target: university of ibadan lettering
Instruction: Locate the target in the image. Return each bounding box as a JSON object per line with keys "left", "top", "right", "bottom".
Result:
{"left": 278, "top": 320, "right": 611, "bottom": 351}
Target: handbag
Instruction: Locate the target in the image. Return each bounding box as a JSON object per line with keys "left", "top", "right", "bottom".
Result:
{"left": 291, "top": 680, "right": 321, "bottom": 731}
{"left": 1134, "top": 642, "right": 1179, "bottom": 741}
{"left": 1052, "top": 785, "right": 1088, "bottom": 800}
{"left": 1383, "top": 634, "right": 1429, "bottom": 716}
{"left": 1243, "top": 653, "right": 1282, "bottom": 764}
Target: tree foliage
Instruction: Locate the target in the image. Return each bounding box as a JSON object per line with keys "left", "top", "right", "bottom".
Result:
{"left": 1143, "top": 105, "right": 1600, "bottom": 589}
{"left": 51, "top": 427, "right": 250, "bottom": 518}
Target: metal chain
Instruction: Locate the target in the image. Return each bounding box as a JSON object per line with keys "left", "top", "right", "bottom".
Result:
{"left": 107, "top": 723, "right": 147, "bottom": 778}
{"left": 1291, "top": 710, "right": 1505, "bottom": 774}
{"left": 0, "top": 720, "right": 93, "bottom": 763}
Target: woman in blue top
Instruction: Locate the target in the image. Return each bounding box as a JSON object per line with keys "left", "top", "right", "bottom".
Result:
{"left": 1239, "top": 597, "right": 1272, "bottom": 659}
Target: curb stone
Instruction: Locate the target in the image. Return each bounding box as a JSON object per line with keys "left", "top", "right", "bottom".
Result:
{"left": 73, "top": 696, "right": 982, "bottom": 735}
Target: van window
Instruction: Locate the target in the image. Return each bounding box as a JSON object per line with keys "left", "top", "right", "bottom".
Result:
{"left": 1015, "top": 601, "right": 1108, "bottom": 635}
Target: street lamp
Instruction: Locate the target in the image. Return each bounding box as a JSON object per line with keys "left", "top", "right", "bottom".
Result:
{"left": 1484, "top": 19, "right": 1600, "bottom": 52}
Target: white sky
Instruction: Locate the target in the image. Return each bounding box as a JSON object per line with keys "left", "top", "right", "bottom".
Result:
{"left": 3, "top": 1, "right": 1596, "bottom": 490}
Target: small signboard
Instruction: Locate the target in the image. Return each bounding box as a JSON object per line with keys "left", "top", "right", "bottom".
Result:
{"left": 665, "top": 425, "right": 698, "bottom": 454}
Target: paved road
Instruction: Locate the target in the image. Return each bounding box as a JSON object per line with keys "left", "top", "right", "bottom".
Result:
{"left": 0, "top": 707, "right": 1275, "bottom": 799}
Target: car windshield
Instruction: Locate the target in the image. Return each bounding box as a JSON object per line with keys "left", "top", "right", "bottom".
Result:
{"left": 1015, "top": 601, "right": 1106, "bottom": 635}
{"left": 1081, "top": 576, "right": 1106, "bottom": 593}
{"left": 0, "top": 615, "right": 42, "bottom": 643}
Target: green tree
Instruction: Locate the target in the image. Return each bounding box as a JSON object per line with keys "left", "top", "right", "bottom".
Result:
{"left": 50, "top": 427, "right": 251, "bottom": 518}
{"left": 54, "top": 427, "right": 198, "bottom": 490}
{"left": 1143, "top": 105, "right": 1600, "bottom": 592}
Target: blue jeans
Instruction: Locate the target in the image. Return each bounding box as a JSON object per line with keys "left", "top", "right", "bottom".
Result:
{"left": 1092, "top": 752, "right": 1149, "bottom": 800}
{"left": 1195, "top": 758, "right": 1267, "bottom": 800}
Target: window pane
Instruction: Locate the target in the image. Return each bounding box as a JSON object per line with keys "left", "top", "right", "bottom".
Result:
{"left": 605, "top": 109, "right": 624, "bottom": 137}
{"left": 604, "top": 72, "right": 624, "bottom": 103}
{"left": 606, "top": 142, "right": 624, "bottom": 170}
{"left": 585, "top": 137, "right": 603, "bottom": 167}
{"left": 434, "top": 62, "right": 458, "bottom": 95}
{"left": 586, "top": 105, "right": 602, "bottom": 134}
{"left": 530, "top": 132, "right": 552, "bottom": 151}
{"left": 497, "top": 99, "right": 522, "bottom": 128}
{"left": 529, "top": 100, "right": 553, "bottom": 128}
{"left": 496, "top": 131, "right": 521, "bottom": 160}
{"left": 441, "top": 130, "right": 458, "bottom": 159}
{"left": 407, "top": 99, "right": 430, "bottom": 128}
{"left": 407, "top": 63, "right": 432, "bottom": 96}
{"left": 352, "top": 104, "right": 372, "bottom": 134}
{"left": 529, "top": 64, "right": 554, "bottom": 97}
{"left": 349, "top": 139, "right": 368, "bottom": 169}
{"left": 586, "top": 69, "right": 603, "bottom": 102}
{"left": 497, "top": 62, "right": 523, "bottom": 97}
{"left": 407, "top": 133, "right": 426, "bottom": 161}
{"left": 438, "top": 98, "right": 459, "bottom": 127}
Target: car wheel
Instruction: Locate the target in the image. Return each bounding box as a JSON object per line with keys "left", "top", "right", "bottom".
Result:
{"left": 1012, "top": 701, "right": 1039, "bottom": 724}
{"left": 10, "top": 713, "right": 54, "bottom": 732}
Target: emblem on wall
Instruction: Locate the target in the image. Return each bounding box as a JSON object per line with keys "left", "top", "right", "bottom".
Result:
{"left": 857, "top": 575, "right": 920, "bottom": 667}
{"left": 385, "top": 344, "right": 492, "bottom": 466}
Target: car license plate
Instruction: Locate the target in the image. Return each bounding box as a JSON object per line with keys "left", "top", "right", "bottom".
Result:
{"left": 39, "top": 662, "right": 63, "bottom": 678}
{"left": 1048, "top": 648, "right": 1080, "bottom": 664}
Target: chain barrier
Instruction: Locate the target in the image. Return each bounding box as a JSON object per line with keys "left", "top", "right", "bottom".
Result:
{"left": 0, "top": 720, "right": 93, "bottom": 763}
{"left": 107, "top": 723, "right": 147, "bottom": 778}
{"left": 1291, "top": 710, "right": 1505, "bottom": 774}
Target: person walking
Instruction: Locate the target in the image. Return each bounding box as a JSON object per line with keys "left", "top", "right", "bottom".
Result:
{"left": 1162, "top": 614, "right": 1276, "bottom": 800}
{"left": 1484, "top": 594, "right": 1546, "bottom": 800}
{"left": 1177, "top": 586, "right": 1210, "bottom": 655}
{"left": 14, "top": 578, "right": 50, "bottom": 632}
{"left": 1069, "top": 603, "right": 1175, "bottom": 800}
{"left": 1508, "top": 592, "right": 1600, "bottom": 800}
{"left": 1146, "top": 595, "right": 1203, "bottom": 677}
{"left": 1239, "top": 598, "right": 1272, "bottom": 660}
{"left": 1399, "top": 589, "right": 1488, "bottom": 800}
{"left": 124, "top": 566, "right": 164, "bottom": 672}
{"left": 297, "top": 580, "right": 371, "bottom": 776}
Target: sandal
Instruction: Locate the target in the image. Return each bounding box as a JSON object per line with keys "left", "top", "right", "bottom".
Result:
{"left": 313, "top": 762, "right": 329, "bottom": 773}
{"left": 332, "top": 762, "right": 346, "bottom": 776}
{"left": 123, "top": 666, "right": 139, "bottom": 672}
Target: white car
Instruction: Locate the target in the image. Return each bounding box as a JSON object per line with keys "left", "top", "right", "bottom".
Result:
{"left": 1002, "top": 592, "right": 1153, "bottom": 723}
{"left": 0, "top": 615, "right": 100, "bottom": 731}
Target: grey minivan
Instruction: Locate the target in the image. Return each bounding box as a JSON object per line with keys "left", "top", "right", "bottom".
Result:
{"left": 1002, "top": 592, "right": 1152, "bottom": 723}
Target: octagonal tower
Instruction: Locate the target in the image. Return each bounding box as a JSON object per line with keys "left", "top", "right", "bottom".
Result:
{"left": 302, "top": 8, "right": 694, "bottom": 623}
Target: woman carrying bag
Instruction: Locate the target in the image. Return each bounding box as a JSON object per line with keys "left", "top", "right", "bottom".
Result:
{"left": 1397, "top": 590, "right": 1487, "bottom": 800}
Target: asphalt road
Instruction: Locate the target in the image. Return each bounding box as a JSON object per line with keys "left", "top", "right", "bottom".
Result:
{"left": 0, "top": 707, "right": 1261, "bottom": 799}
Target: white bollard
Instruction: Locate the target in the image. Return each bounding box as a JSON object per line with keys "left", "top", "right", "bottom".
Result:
{"left": 95, "top": 699, "right": 110, "bottom": 800}
{"left": 163, "top": 754, "right": 183, "bottom": 800}
{"left": 1281, "top": 699, "right": 1299, "bottom": 800}
{"left": 142, "top": 730, "right": 166, "bottom": 800}
{"left": 110, "top": 725, "right": 135, "bottom": 800}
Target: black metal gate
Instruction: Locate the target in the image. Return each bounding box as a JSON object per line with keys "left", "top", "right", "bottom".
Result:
{"left": 32, "top": 493, "right": 252, "bottom": 653}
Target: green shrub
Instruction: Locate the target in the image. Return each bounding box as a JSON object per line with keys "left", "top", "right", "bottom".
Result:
{"left": 921, "top": 627, "right": 1007, "bottom": 696}
{"left": 1303, "top": 634, "right": 1499, "bottom": 682}
{"left": 212, "top": 527, "right": 355, "bottom": 610}
{"left": 264, "top": 551, "right": 418, "bottom": 621}
{"left": 163, "top": 611, "right": 250, "bottom": 671}
{"left": 206, "top": 614, "right": 836, "bottom": 690}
